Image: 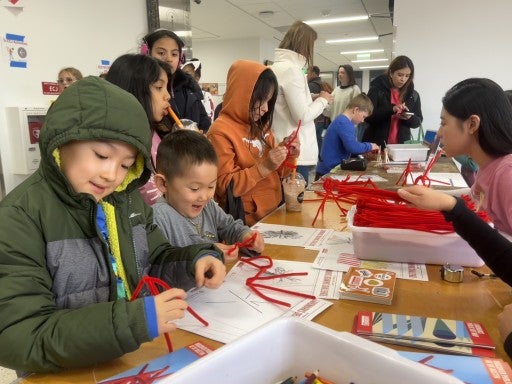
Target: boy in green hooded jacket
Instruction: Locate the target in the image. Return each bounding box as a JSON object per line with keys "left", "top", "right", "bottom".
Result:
{"left": 0, "top": 76, "right": 226, "bottom": 373}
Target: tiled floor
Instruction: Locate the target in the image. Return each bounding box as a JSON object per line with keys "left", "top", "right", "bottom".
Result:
{"left": 0, "top": 367, "right": 17, "bottom": 384}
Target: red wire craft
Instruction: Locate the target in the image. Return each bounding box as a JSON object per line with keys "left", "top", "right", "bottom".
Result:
{"left": 99, "top": 363, "right": 172, "bottom": 384}
{"left": 413, "top": 150, "right": 451, "bottom": 187}
{"left": 306, "top": 176, "right": 404, "bottom": 226}
{"left": 131, "top": 276, "right": 209, "bottom": 352}
{"left": 238, "top": 255, "right": 315, "bottom": 307}
{"left": 227, "top": 232, "right": 257, "bottom": 256}
{"left": 353, "top": 195, "right": 489, "bottom": 233}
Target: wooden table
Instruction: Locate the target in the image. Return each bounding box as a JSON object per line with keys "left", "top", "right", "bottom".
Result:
{"left": 22, "top": 186, "right": 511, "bottom": 383}
{"left": 320, "top": 155, "right": 466, "bottom": 191}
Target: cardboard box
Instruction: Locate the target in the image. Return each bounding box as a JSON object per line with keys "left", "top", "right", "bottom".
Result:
{"left": 387, "top": 143, "right": 429, "bottom": 162}
{"left": 347, "top": 206, "right": 485, "bottom": 267}
{"left": 162, "top": 318, "right": 463, "bottom": 383}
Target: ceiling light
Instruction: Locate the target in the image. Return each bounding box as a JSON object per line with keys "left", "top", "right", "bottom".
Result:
{"left": 358, "top": 65, "right": 389, "bottom": 69}
{"left": 352, "top": 58, "right": 388, "bottom": 63}
{"left": 174, "top": 30, "right": 192, "bottom": 37}
{"left": 259, "top": 10, "right": 274, "bottom": 19}
{"left": 305, "top": 15, "right": 368, "bottom": 25}
{"left": 326, "top": 36, "right": 378, "bottom": 44}
{"left": 340, "top": 49, "right": 384, "bottom": 55}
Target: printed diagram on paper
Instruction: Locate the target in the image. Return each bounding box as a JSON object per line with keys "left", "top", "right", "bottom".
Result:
{"left": 251, "top": 223, "right": 329, "bottom": 247}
{"left": 310, "top": 231, "right": 428, "bottom": 281}
{"left": 176, "top": 260, "right": 334, "bottom": 344}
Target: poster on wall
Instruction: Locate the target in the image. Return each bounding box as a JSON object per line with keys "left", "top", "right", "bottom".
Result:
{"left": 2, "top": 33, "right": 28, "bottom": 68}
{"left": 98, "top": 59, "right": 110, "bottom": 76}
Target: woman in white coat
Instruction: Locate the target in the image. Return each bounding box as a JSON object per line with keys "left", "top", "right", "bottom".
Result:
{"left": 271, "top": 21, "right": 333, "bottom": 185}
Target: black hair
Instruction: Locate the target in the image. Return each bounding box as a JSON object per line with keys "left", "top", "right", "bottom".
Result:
{"left": 105, "top": 54, "right": 171, "bottom": 129}
{"left": 143, "top": 29, "right": 185, "bottom": 57}
{"left": 311, "top": 66, "right": 320, "bottom": 76}
{"left": 156, "top": 129, "right": 218, "bottom": 180}
{"left": 442, "top": 78, "right": 512, "bottom": 157}
{"left": 249, "top": 68, "right": 278, "bottom": 147}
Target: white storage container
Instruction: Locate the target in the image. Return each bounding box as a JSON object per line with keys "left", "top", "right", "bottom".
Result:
{"left": 387, "top": 143, "right": 429, "bottom": 162}
{"left": 347, "top": 206, "right": 485, "bottom": 267}
{"left": 163, "top": 318, "right": 463, "bottom": 384}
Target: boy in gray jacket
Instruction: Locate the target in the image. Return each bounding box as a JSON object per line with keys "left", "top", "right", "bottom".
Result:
{"left": 153, "top": 130, "right": 264, "bottom": 260}
{"left": 0, "top": 77, "right": 226, "bottom": 373}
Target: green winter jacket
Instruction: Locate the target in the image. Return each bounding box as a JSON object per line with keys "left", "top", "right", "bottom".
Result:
{"left": 0, "top": 77, "right": 222, "bottom": 373}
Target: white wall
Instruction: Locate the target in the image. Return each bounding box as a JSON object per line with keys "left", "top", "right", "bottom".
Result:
{"left": 0, "top": 0, "right": 147, "bottom": 195}
{"left": 193, "top": 37, "right": 277, "bottom": 96}
{"left": 394, "top": 0, "right": 512, "bottom": 132}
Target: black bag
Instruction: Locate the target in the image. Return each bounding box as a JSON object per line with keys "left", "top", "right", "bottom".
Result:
{"left": 339, "top": 156, "right": 368, "bottom": 171}
{"left": 225, "top": 179, "right": 246, "bottom": 224}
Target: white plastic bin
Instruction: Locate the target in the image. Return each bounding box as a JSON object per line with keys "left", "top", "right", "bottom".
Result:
{"left": 347, "top": 206, "right": 485, "bottom": 267}
{"left": 162, "top": 318, "right": 463, "bottom": 384}
{"left": 387, "top": 143, "right": 429, "bottom": 162}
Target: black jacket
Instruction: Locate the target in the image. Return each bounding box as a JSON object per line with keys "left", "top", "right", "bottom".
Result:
{"left": 362, "top": 74, "right": 423, "bottom": 147}
{"left": 170, "top": 69, "right": 211, "bottom": 132}
{"left": 308, "top": 76, "right": 322, "bottom": 94}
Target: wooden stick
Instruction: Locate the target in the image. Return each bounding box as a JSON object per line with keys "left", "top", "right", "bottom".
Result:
{"left": 167, "top": 107, "right": 184, "bottom": 129}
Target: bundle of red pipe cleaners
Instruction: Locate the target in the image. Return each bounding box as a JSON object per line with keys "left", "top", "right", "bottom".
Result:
{"left": 308, "top": 176, "right": 489, "bottom": 233}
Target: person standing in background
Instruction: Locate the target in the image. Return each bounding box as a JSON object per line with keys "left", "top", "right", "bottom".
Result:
{"left": 327, "top": 65, "right": 361, "bottom": 121}
{"left": 307, "top": 66, "right": 330, "bottom": 159}
{"left": 57, "top": 67, "right": 82, "bottom": 93}
{"left": 362, "top": 55, "right": 423, "bottom": 147}
{"left": 271, "top": 21, "right": 333, "bottom": 186}
{"left": 182, "top": 58, "right": 216, "bottom": 124}
{"left": 143, "top": 29, "right": 211, "bottom": 133}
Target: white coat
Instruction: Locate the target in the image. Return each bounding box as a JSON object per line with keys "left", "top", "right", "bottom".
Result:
{"left": 270, "top": 48, "right": 328, "bottom": 166}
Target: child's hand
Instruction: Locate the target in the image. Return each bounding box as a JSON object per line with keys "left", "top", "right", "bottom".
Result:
{"left": 215, "top": 242, "right": 238, "bottom": 262}
{"left": 397, "top": 185, "right": 457, "bottom": 212}
{"left": 370, "top": 143, "right": 380, "bottom": 152}
{"left": 243, "top": 230, "right": 264, "bottom": 254}
{"left": 281, "top": 134, "right": 301, "bottom": 158}
{"left": 194, "top": 255, "right": 226, "bottom": 288}
{"left": 258, "top": 146, "right": 289, "bottom": 176}
{"left": 154, "top": 288, "right": 187, "bottom": 335}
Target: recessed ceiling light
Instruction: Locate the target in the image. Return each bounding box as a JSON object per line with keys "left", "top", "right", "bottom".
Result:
{"left": 326, "top": 36, "right": 378, "bottom": 44}
{"left": 305, "top": 15, "right": 368, "bottom": 25}
{"left": 352, "top": 58, "right": 388, "bottom": 63}
{"left": 340, "top": 49, "right": 384, "bottom": 55}
{"left": 358, "top": 65, "right": 389, "bottom": 69}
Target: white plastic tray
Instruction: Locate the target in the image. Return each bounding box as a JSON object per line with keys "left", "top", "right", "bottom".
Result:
{"left": 387, "top": 143, "right": 429, "bottom": 162}
{"left": 162, "top": 318, "right": 463, "bottom": 384}
{"left": 347, "top": 205, "right": 485, "bottom": 267}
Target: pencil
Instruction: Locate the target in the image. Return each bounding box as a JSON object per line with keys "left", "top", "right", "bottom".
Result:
{"left": 167, "top": 106, "right": 184, "bottom": 129}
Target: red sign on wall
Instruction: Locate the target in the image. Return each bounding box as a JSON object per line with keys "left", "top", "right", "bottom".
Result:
{"left": 41, "top": 82, "right": 60, "bottom": 95}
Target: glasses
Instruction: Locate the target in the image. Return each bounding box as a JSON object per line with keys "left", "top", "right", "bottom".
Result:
{"left": 57, "top": 77, "right": 76, "bottom": 85}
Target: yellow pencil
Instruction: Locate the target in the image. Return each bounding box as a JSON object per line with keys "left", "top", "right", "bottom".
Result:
{"left": 167, "top": 106, "right": 184, "bottom": 129}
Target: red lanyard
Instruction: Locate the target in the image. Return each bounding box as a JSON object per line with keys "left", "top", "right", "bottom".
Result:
{"left": 238, "top": 256, "right": 315, "bottom": 307}
{"left": 131, "top": 276, "right": 208, "bottom": 352}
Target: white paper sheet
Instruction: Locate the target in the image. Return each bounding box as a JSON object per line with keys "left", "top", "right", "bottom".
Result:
{"left": 176, "top": 260, "right": 333, "bottom": 344}
{"left": 408, "top": 172, "right": 468, "bottom": 187}
{"left": 251, "top": 223, "right": 326, "bottom": 247}
{"left": 327, "top": 174, "right": 388, "bottom": 183}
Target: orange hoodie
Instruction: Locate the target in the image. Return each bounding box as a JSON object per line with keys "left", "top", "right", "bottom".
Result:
{"left": 207, "top": 60, "right": 282, "bottom": 226}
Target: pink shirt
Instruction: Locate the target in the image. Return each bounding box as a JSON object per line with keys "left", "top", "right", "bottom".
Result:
{"left": 471, "top": 154, "right": 512, "bottom": 235}
{"left": 138, "top": 131, "right": 162, "bottom": 206}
